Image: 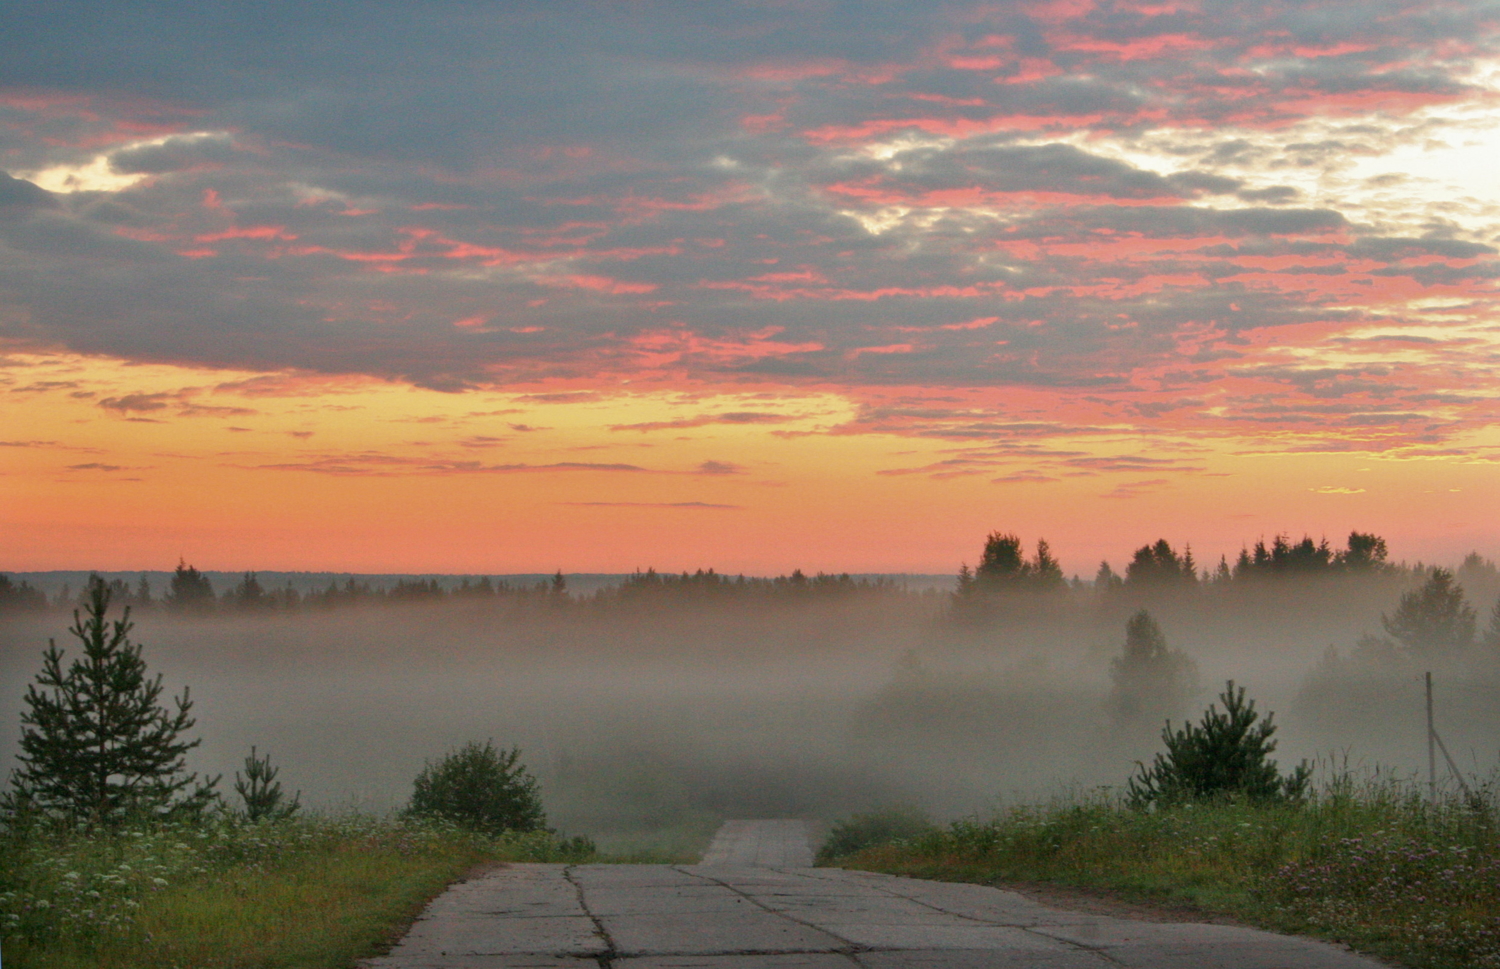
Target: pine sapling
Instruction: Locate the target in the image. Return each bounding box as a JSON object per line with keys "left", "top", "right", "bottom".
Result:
{"left": 234, "top": 746, "right": 300, "bottom": 822}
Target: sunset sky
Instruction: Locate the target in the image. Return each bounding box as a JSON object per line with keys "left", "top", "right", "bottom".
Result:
{"left": 2, "top": 0, "right": 1498, "bottom": 575}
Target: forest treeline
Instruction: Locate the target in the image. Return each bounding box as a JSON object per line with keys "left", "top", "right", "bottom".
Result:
{"left": 2, "top": 530, "right": 1496, "bottom": 627}
{"left": 0, "top": 562, "right": 916, "bottom": 614}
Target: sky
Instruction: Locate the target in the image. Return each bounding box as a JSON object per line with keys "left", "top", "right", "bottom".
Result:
{"left": 2, "top": 0, "right": 1499, "bottom": 575}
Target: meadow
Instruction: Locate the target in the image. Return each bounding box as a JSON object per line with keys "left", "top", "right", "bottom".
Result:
{"left": 0, "top": 814, "right": 611, "bottom": 969}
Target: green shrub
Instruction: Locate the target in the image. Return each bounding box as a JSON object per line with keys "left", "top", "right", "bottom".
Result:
{"left": 818, "top": 807, "right": 936, "bottom": 863}
{"left": 1128, "top": 680, "right": 1310, "bottom": 807}
{"left": 405, "top": 741, "right": 546, "bottom": 835}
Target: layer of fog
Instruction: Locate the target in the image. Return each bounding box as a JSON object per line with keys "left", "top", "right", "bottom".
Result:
{"left": 2, "top": 572, "right": 1497, "bottom": 839}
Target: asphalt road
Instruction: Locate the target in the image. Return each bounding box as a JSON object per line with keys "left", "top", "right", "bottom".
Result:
{"left": 364, "top": 819, "right": 1389, "bottom": 969}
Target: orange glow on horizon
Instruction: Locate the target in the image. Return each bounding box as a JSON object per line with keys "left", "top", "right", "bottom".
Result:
{"left": 4, "top": 349, "right": 1495, "bottom": 576}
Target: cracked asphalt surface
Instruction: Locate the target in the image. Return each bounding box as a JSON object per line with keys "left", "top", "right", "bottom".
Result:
{"left": 364, "top": 819, "right": 1389, "bottom": 968}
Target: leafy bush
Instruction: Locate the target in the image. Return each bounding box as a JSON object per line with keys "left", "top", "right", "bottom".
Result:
{"left": 406, "top": 741, "right": 546, "bottom": 835}
{"left": 1128, "top": 680, "right": 1310, "bottom": 807}
{"left": 817, "top": 807, "right": 936, "bottom": 863}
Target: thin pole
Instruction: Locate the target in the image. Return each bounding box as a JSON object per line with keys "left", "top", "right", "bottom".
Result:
{"left": 1426, "top": 671, "right": 1436, "bottom": 803}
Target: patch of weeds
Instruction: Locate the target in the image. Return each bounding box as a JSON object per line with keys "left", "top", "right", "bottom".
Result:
{"left": 827, "top": 774, "right": 1499, "bottom": 969}
{"left": 817, "top": 807, "right": 937, "bottom": 864}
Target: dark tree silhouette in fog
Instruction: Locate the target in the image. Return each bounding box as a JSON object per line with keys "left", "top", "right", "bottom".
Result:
{"left": 165, "top": 559, "right": 215, "bottom": 612}
{"left": 964, "top": 532, "right": 1066, "bottom": 595}
{"left": 1109, "top": 610, "right": 1196, "bottom": 725}
{"left": 1125, "top": 540, "right": 1196, "bottom": 588}
{"left": 977, "top": 532, "right": 1028, "bottom": 587}
{"left": 1383, "top": 568, "right": 1476, "bottom": 655}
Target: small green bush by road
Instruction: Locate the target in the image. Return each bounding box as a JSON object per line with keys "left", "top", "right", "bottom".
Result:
{"left": 0, "top": 814, "right": 596, "bottom": 969}
{"left": 821, "top": 775, "right": 1500, "bottom": 969}
{"left": 406, "top": 740, "right": 547, "bottom": 836}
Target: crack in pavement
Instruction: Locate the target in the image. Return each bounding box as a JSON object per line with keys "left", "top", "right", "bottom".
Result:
{"left": 365, "top": 821, "right": 1394, "bottom": 968}
{"left": 674, "top": 864, "right": 869, "bottom": 966}
{"left": 783, "top": 866, "right": 1126, "bottom": 967}
{"left": 564, "top": 863, "right": 618, "bottom": 968}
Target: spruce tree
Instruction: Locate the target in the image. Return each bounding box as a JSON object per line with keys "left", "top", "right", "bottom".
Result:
{"left": 1382, "top": 567, "right": 1475, "bottom": 655}
{"left": 1109, "top": 610, "right": 1196, "bottom": 725}
{"left": 1127, "top": 680, "right": 1309, "bottom": 807}
{"left": 3, "top": 578, "right": 216, "bottom": 827}
{"left": 234, "top": 746, "right": 300, "bottom": 822}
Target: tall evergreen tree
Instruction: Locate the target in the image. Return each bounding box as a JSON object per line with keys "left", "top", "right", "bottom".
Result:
{"left": 976, "top": 532, "right": 1028, "bottom": 589}
{"left": 1030, "top": 539, "right": 1065, "bottom": 590}
{"left": 3, "top": 578, "right": 216, "bottom": 826}
{"left": 1109, "top": 610, "right": 1196, "bottom": 725}
{"left": 1383, "top": 568, "right": 1475, "bottom": 655}
{"left": 1125, "top": 539, "right": 1195, "bottom": 588}
{"left": 166, "top": 559, "right": 215, "bottom": 612}
{"left": 1339, "top": 531, "right": 1389, "bottom": 571}
{"left": 1481, "top": 595, "right": 1500, "bottom": 652}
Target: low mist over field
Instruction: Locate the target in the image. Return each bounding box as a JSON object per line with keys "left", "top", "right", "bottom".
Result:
{"left": 3, "top": 537, "right": 1498, "bottom": 840}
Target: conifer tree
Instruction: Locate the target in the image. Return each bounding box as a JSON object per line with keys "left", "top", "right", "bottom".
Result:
{"left": 1109, "top": 610, "right": 1196, "bottom": 725}
{"left": 1128, "top": 681, "right": 1309, "bottom": 807}
{"left": 1382, "top": 568, "right": 1475, "bottom": 655}
{"left": 3, "top": 578, "right": 216, "bottom": 826}
{"left": 234, "top": 746, "right": 300, "bottom": 822}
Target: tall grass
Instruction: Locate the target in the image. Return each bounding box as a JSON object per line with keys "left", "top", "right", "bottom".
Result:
{"left": 0, "top": 814, "right": 595, "bottom": 969}
{"left": 826, "top": 770, "right": 1499, "bottom": 969}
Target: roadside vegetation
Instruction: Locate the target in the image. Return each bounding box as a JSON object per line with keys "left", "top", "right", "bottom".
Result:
{"left": 0, "top": 815, "right": 591, "bottom": 969}
{"left": 821, "top": 686, "right": 1500, "bottom": 969}
{"left": 0, "top": 580, "right": 596, "bottom": 968}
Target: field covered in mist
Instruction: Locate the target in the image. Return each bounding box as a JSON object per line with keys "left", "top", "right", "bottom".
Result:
{"left": 3, "top": 542, "right": 1498, "bottom": 846}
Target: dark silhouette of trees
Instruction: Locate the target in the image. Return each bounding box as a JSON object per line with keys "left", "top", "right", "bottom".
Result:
{"left": 0, "top": 574, "right": 47, "bottom": 611}
{"left": 1234, "top": 535, "right": 1333, "bottom": 577}
{"left": 389, "top": 578, "right": 446, "bottom": 601}
{"left": 961, "top": 532, "right": 1067, "bottom": 596}
{"left": 3, "top": 578, "right": 216, "bottom": 826}
{"left": 165, "top": 559, "right": 215, "bottom": 612}
{"left": 228, "top": 572, "right": 268, "bottom": 610}
{"left": 1124, "top": 540, "right": 1196, "bottom": 588}
{"left": 1481, "top": 596, "right": 1500, "bottom": 652}
{"left": 1030, "top": 539, "right": 1065, "bottom": 590}
{"left": 615, "top": 567, "right": 896, "bottom": 603}
{"left": 1340, "top": 531, "right": 1389, "bottom": 571}
{"left": 977, "top": 532, "right": 1027, "bottom": 588}
{"left": 1109, "top": 610, "right": 1196, "bottom": 725}
{"left": 1382, "top": 568, "right": 1476, "bottom": 655}
{"left": 1229, "top": 532, "right": 1389, "bottom": 580}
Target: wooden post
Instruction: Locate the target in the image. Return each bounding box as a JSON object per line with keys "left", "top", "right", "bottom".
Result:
{"left": 1426, "top": 671, "right": 1436, "bottom": 803}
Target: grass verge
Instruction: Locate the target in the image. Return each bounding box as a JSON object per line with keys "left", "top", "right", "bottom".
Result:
{"left": 0, "top": 816, "right": 594, "bottom": 969}
{"left": 824, "top": 777, "right": 1499, "bottom": 969}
